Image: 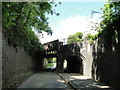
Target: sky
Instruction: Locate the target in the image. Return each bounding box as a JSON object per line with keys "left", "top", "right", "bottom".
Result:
{"left": 40, "top": 1, "right": 106, "bottom": 43}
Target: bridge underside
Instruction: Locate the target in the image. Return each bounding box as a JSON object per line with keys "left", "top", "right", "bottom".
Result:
{"left": 56, "top": 55, "right": 83, "bottom": 74}
{"left": 44, "top": 54, "right": 57, "bottom": 58}
{"left": 65, "top": 56, "right": 83, "bottom": 74}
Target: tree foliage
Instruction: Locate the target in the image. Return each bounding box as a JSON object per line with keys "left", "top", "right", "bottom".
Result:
{"left": 85, "top": 33, "right": 98, "bottom": 44}
{"left": 2, "top": 2, "right": 60, "bottom": 55}
{"left": 67, "top": 32, "right": 83, "bottom": 44}
{"left": 100, "top": 1, "right": 120, "bottom": 33}
{"left": 84, "top": 1, "right": 120, "bottom": 47}
{"left": 92, "top": 1, "right": 120, "bottom": 87}
{"left": 98, "top": 1, "right": 120, "bottom": 50}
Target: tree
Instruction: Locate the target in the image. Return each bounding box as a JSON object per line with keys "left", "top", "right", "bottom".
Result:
{"left": 67, "top": 32, "right": 83, "bottom": 44}
{"left": 99, "top": 1, "right": 120, "bottom": 50}
{"left": 85, "top": 33, "right": 98, "bottom": 44}
{"left": 2, "top": 2, "right": 60, "bottom": 34}
{"left": 2, "top": 2, "right": 60, "bottom": 55}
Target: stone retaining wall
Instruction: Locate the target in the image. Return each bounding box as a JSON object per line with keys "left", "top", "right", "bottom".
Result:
{"left": 92, "top": 38, "right": 119, "bottom": 88}
{"left": 2, "top": 36, "right": 42, "bottom": 88}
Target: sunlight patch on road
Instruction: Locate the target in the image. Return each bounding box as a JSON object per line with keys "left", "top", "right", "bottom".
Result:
{"left": 70, "top": 75, "right": 91, "bottom": 80}
{"left": 96, "top": 85, "right": 110, "bottom": 88}
{"left": 57, "top": 79, "right": 65, "bottom": 83}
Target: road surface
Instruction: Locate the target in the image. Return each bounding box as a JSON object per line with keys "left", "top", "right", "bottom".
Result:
{"left": 18, "top": 72, "right": 111, "bottom": 89}
{"left": 18, "top": 72, "right": 71, "bottom": 89}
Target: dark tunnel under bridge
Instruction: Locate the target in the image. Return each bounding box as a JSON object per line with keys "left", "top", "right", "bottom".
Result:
{"left": 65, "top": 56, "right": 83, "bottom": 73}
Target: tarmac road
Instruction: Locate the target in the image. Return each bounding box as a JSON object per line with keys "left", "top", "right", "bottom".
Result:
{"left": 18, "top": 72, "right": 71, "bottom": 89}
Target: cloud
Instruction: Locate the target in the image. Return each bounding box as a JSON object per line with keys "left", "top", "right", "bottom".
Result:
{"left": 40, "top": 15, "right": 99, "bottom": 43}
{"left": 79, "top": 7, "right": 82, "bottom": 10}
{"left": 57, "top": 15, "right": 93, "bottom": 38}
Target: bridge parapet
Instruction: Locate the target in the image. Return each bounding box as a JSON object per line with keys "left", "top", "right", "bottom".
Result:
{"left": 58, "top": 43, "right": 81, "bottom": 59}
{"left": 44, "top": 40, "right": 63, "bottom": 51}
{"left": 43, "top": 40, "right": 83, "bottom": 59}
{"left": 43, "top": 40, "right": 63, "bottom": 58}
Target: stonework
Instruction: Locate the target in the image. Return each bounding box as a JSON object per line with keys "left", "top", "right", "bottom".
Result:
{"left": 57, "top": 43, "right": 84, "bottom": 74}
{"left": 45, "top": 40, "right": 93, "bottom": 76}
{"left": 92, "top": 37, "right": 119, "bottom": 88}
{"left": 2, "top": 37, "right": 37, "bottom": 88}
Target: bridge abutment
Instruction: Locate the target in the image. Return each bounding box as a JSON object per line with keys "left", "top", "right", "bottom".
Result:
{"left": 56, "top": 54, "right": 64, "bottom": 73}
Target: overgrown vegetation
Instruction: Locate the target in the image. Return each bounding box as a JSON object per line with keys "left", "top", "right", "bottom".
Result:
{"left": 67, "top": 32, "right": 83, "bottom": 44}
{"left": 2, "top": 2, "right": 60, "bottom": 55}
{"left": 86, "top": 1, "right": 120, "bottom": 47}
{"left": 92, "top": 1, "right": 120, "bottom": 88}
{"left": 98, "top": 1, "right": 120, "bottom": 48}
{"left": 85, "top": 33, "right": 98, "bottom": 44}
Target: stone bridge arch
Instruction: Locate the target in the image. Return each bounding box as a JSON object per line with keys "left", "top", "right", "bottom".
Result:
{"left": 56, "top": 43, "right": 85, "bottom": 73}
{"left": 65, "top": 55, "right": 83, "bottom": 74}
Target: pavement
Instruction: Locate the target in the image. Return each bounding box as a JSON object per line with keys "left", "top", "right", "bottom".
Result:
{"left": 18, "top": 72, "right": 71, "bottom": 89}
{"left": 58, "top": 73, "right": 112, "bottom": 90}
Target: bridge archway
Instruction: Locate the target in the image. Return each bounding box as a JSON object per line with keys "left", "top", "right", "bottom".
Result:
{"left": 64, "top": 55, "right": 83, "bottom": 74}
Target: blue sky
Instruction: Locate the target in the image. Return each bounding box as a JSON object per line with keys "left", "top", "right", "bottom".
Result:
{"left": 40, "top": 2, "right": 106, "bottom": 43}
{"left": 49, "top": 2, "right": 104, "bottom": 20}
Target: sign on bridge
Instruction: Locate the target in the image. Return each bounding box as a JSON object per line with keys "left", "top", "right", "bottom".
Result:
{"left": 44, "top": 40, "right": 60, "bottom": 51}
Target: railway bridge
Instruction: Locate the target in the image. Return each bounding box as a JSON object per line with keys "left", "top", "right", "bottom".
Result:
{"left": 43, "top": 40, "right": 92, "bottom": 76}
